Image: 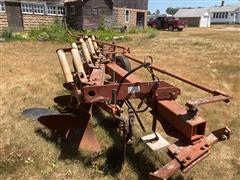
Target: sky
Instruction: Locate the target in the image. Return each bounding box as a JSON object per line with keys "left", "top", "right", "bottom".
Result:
{"left": 148, "top": 0, "right": 240, "bottom": 13}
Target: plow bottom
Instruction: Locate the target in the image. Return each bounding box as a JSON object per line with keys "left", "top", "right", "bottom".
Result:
{"left": 38, "top": 113, "right": 100, "bottom": 153}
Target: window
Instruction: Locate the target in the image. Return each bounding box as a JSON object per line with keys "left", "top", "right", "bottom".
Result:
{"left": 213, "top": 12, "right": 216, "bottom": 18}
{"left": 219, "top": 12, "right": 222, "bottom": 18}
{"left": 125, "top": 9, "right": 130, "bottom": 23}
{"left": 33, "top": 4, "right": 44, "bottom": 15}
{"left": 222, "top": 12, "right": 225, "bottom": 18}
{"left": 225, "top": 12, "right": 228, "bottom": 18}
{"left": 69, "top": 5, "right": 75, "bottom": 15}
{"left": 21, "top": 3, "right": 33, "bottom": 14}
{"left": 91, "top": 8, "right": 98, "bottom": 15}
{"left": 216, "top": 12, "right": 219, "bottom": 18}
{"left": 0, "top": 2, "right": 5, "bottom": 12}
{"left": 47, "top": 5, "right": 56, "bottom": 15}
{"left": 57, "top": 6, "right": 65, "bottom": 16}
{"left": 231, "top": 13, "right": 234, "bottom": 16}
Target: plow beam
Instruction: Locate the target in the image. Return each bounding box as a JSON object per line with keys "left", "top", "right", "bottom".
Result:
{"left": 149, "top": 127, "right": 231, "bottom": 180}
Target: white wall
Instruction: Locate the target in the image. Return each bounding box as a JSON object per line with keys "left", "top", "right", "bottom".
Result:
{"left": 200, "top": 16, "right": 211, "bottom": 27}
{"left": 211, "top": 11, "right": 236, "bottom": 23}
{"left": 236, "top": 11, "right": 240, "bottom": 23}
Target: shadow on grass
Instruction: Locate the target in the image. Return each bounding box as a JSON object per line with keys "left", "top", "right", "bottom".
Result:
{"left": 34, "top": 95, "right": 184, "bottom": 179}
{"left": 92, "top": 105, "right": 161, "bottom": 179}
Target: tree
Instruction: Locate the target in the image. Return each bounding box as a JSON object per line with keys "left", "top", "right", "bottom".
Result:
{"left": 166, "top": 7, "right": 179, "bottom": 15}
{"left": 156, "top": 9, "right": 160, "bottom": 15}
{"left": 147, "top": 11, "right": 151, "bottom": 15}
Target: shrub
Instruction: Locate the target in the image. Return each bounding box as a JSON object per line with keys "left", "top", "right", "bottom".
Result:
{"left": 1, "top": 28, "right": 13, "bottom": 41}
{"left": 146, "top": 28, "right": 157, "bottom": 39}
{"left": 28, "top": 22, "right": 75, "bottom": 43}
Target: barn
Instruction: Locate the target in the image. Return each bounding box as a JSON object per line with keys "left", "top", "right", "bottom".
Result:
{"left": 174, "top": 8, "right": 211, "bottom": 27}
{"left": 0, "top": 0, "right": 148, "bottom": 32}
{"left": 65, "top": 0, "right": 148, "bottom": 30}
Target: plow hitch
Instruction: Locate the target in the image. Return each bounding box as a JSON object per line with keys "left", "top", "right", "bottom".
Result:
{"left": 149, "top": 127, "right": 231, "bottom": 180}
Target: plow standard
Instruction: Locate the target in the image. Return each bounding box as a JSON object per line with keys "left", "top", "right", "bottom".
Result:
{"left": 52, "top": 36, "right": 232, "bottom": 179}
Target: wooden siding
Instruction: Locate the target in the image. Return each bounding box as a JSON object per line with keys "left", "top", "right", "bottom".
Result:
{"left": 66, "top": 0, "right": 113, "bottom": 30}
{"left": 113, "top": 0, "right": 148, "bottom": 10}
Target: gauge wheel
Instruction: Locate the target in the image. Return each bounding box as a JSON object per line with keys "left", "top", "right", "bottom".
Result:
{"left": 116, "top": 55, "right": 132, "bottom": 72}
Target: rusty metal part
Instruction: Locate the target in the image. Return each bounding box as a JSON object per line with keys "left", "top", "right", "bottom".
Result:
{"left": 106, "top": 63, "right": 140, "bottom": 83}
{"left": 89, "top": 64, "right": 105, "bottom": 86}
{"left": 148, "top": 100, "right": 207, "bottom": 142}
{"left": 55, "top": 38, "right": 232, "bottom": 179}
{"left": 149, "top": 127, "right": 231, "bottom": 180}
{"left": 149, "top": 159, "right": 181, "bottom": 180}
{"left": 82, "top": 81, "right": 180, "bottom": 103}
{"left": 124, "top": 54, "right": 231, "bottom": 99}
{"left": 92, "top": 39, "right": 130, "bottom": 53}
{"left": 186, "top": 94, "right": 232, "bottom": 110}
{"left": 38, "top": 113, "right": 100, "bottom": 153}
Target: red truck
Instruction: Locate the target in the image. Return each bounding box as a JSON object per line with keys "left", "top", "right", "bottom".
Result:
{"left": 148, "top": 16, "right": 186, "bottom": 31}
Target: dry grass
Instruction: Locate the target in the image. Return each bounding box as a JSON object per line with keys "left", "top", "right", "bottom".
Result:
{"left": 0, "top": 26, "right": 240, "bottom": 180}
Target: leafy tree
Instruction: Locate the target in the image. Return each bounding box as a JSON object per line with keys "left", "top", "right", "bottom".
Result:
{"left": 156, "top": 9, "right": 160, "bottom": 15}
{"left": 166, "top": 7, "right": 179, "bottom": 15}
{"left": 147, "top": 11, "right": 151, "bottom": 15}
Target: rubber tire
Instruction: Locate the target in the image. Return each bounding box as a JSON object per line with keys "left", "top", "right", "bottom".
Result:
{"left": 178, "top": 28, "right": 183, "bottom": 31}
{"left": 168, "top": 25, "right": 174, "bottom": 31}
{"left": 115, "top": 56, "right": 132, "bottom": 72}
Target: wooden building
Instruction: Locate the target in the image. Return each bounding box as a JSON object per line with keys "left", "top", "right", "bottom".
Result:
{"left": 0, "top": 0, "right": 148, "bottom": 32}
{"left": 0, "top": 0, "right": 65, "bottom": 31}
{"left": 65, "top": 0, "right": 148, "bottom": 30}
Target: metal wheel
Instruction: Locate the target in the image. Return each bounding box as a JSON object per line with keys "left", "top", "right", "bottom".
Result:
{"left": 116, "top": 55, "right": 132, "bottom": 72}
{"left": 168, "top": 25, "right": 174, "bottom": 31}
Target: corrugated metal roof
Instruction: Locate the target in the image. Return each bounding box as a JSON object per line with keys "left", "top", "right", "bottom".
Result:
{"left": 174, "top": 8, "right": 209, "bottom": 18}
{"left": 209, "top": 5, "right": 240, "bottom": 12}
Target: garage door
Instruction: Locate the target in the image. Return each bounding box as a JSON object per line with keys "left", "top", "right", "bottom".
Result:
{"left": 200, "top": 16, "right": 209, "bottom": 27}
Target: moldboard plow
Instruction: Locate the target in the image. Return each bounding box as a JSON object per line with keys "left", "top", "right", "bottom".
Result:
{"left": 42, "top": 36, "right": 232, "bottom": 179}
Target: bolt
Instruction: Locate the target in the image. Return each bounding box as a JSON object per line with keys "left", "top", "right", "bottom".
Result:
{"left": 182, "top": 160, "right": 187, "bottom": 164}
{"left": 204, "top": 144, "right": 209, "bottom": 148}
{"left": 221, "top": 135, "right": 228, "bottom": 141}
{"left": 200, "top": 146, "right": 205, "bottom": 150}
{"left": 173, "top": 152, "right": 178, "bottom": 156}
{"left": 224, "top": 130, "right": 229, "bottom": 134}
{"left": 186, "top": 156, "right": 191, "bottom": 160}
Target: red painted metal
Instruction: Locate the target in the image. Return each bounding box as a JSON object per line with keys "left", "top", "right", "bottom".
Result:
{"left": 150, "top": 127, "right": 231, "bottom": 179}
{"left": 82, "top": 81, "right": 180, "bottom": 103}
{"left": 54, "top": 38, "right": 232, "bottom": 179}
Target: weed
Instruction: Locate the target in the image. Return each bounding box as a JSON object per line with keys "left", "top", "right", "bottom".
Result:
{"left": 28, "top": 22, "right": 74, "bottom": 43}
{"left": 147, "top": 28, "right": 157, "bottom": 39}
{"left": 1, "top": 28, "right": 13, "bottom": 41}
